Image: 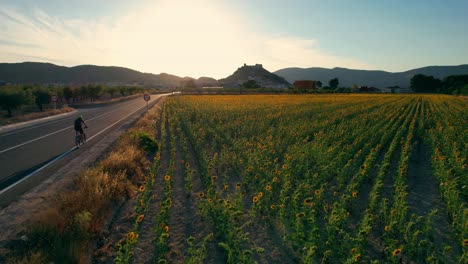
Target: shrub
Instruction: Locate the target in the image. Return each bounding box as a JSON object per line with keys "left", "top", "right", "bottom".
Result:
{"left": 135, "top": 132, "right": 159, "bottom": 153}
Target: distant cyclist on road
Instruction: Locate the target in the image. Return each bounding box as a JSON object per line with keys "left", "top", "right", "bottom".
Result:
{"left": 74, "top": 115, "right": 88, "bottom": 143}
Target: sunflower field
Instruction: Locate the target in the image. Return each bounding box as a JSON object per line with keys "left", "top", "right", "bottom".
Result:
{"left": 115, "top": 94, "right": 466, "bottom": 263}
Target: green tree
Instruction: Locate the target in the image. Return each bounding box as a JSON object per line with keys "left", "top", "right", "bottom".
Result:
{"left": 0, "top": 86, "right": 29, "bottom": 117}
{"left": 328, "top": 78, "right": 339, "bottom": 89}
{"left": 88, "top": 85, "right": 103, "bottom": 101}
{"left": 119, "top": 87, "right": 127, "bottom": 97}
{"left": 183, "top": 79, "right": 197, "bottom": 89}
{"left": 80, "top": 86, "right": 90, "bottom": 99}
{"left": 106, "top": 87, "right": 117, "bottom": 98}
{"left": 316, "top": 81, "right": 322, "bottom": 88}
{"left": 63, "top": 86, "right": 73, "bottom": 102}
{"left": 242, "top": 80, "right": 260, "bottom": 88}
{"left": 441, "top": 75, "right": 468, "bottom": 94}
{"left": 410, "top": 74, "right": 442, "bottom": 93}
{"left": 33, "top": 87, "right": 50, "bottom": 111}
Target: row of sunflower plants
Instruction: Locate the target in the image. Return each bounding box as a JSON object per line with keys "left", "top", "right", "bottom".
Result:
{"left": 424, "top": 96, "right": 466, "bottom": 262}
{"left": 151, "top": 103, "right": 177, "bottom": 264}
{"left": 349, "top": 97, "right": 421, "bottom": 262}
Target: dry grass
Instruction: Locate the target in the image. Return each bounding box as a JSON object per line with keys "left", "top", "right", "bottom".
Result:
{"left": 6, "top": 251, "right": 47, "bottom": 264}
{"left": 99, "top": 145, "right": 148, "bottom": 184}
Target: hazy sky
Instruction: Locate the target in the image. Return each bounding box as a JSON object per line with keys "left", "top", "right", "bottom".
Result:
{"left": 0, "top": 0, "right": 467, "bottom": 78}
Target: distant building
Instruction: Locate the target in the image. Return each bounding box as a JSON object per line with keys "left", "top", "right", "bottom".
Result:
{"left": 293, "top": 80, "right": 317, "bottom": 89}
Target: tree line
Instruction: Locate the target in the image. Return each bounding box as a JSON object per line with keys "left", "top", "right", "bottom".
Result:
{"left": 411, "top": 74, "right": 468, "bottom": 94}
{"left": 0, "top": 85, "right": 146, "bottom": 117}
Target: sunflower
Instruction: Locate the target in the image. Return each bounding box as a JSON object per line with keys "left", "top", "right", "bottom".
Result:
{"left": 213, "top": 152, "right": 218, "bottom": 157}
{"left": 164, "top": 226, "right": 169, "bottom": 232}
{"left": 247, "top": 166, "right": 253, "bottom": 172}
{"left": 273, "top": 177, "right": 279, "bottom": 183}
{"left": 208, "top": 198, "right": 213, "bottom": 203}
{"left": 128, "top": 231, "right": 136, "bottom": 242}
{"left": 463, "top": 239, "right": 468, "bottom": 247}
{"left": 282, "top": 164, "right": 287, "bottom": 169}
{"left": 270, "top": 205, "right": 276, "bottom": 210}
{"left": 354, "top": 253, "right": 361, "bottom": 262}
{"left": 258, "top": 192, "right": 263, "bottom": 198}
{"left": 223, "top": 184, "right": 229, "bottom": 191}
{"left": 185, "top": 162, "right": 190, "bottom": 167}
{"left": 137, "top": 214, "right": 144, "bottom": 223}
{"left": 384, "top": 225, "right": 390, "bottom": 232}
{"left": 265, "top": 185, "right": 272, "bottom": 191}
{"left": 351, "top": 248, "right": 357, "bottom": 254}
{"left": 236, "top": 183, "right": 242, "bottom": 189}
{"left": 303, "top": 198, "right": 312, "bottom": 205}
{"left": 392, "top": 248, "right": 402, "bottom": 256}
{"left": 296, "top": 212, "right": 305, "bottom": 218}
{"left": 139, "top": 185, "right": 145, "bottom": 192}
{"left": 252, "top": 196, "right": 259, "bottom": 203}
{"left": 164, "top": 175, "right": 171, "bottom": 181}
{"left": 199, "top": 192, "right": 205, "bottom": 198}
{"left": 314, "top": 189, "right": 321, "bottom": 195}
{"left": 211, "top": 175, "right": 218, "bottom": 181}
{"left": 352, "top": 191, "right": 358, "bottom": 198}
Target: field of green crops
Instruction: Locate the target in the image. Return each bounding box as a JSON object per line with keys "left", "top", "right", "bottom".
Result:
{"left": 115, "top": 94, "right": 466, "bottom": 263}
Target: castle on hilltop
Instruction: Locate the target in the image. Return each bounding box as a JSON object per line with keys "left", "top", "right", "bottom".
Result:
{"left": 240, "top": 63, "right": 263, "bottom": 69}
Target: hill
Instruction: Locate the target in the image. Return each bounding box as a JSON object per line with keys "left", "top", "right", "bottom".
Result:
{"left": 219, "top": 64, "right": 290, "bottom": 88}
{"left": 274, "top": 65, "right": 468, "bottom": 89}
{"left": 0, "top": 62, "right": 188, "bottom": 88}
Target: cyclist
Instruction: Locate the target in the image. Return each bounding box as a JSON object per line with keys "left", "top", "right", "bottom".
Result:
{"left": 74, "top": 115, "right": 88, "bottom": 146}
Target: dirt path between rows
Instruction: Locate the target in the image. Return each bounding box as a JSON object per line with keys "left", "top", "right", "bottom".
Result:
{"left": 130, "top": 106, "right": 167, "bottom": 264}
{"left": 405, "top": 140, "right": 460, "bottom": 261}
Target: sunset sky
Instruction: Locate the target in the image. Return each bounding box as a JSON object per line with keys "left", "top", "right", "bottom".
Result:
{"left": 0, "top": 0, "right": 467, "bottom": 78}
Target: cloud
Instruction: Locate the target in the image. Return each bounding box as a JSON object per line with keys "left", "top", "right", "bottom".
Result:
{"left": 0, "top": 1, "right": 371, "bottom": 78}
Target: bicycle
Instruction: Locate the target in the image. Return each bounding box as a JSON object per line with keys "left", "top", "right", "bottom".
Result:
{"left": 75, "top": 127, "right": 87, "bottom": 148}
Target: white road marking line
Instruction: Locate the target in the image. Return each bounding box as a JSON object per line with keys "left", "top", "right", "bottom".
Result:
{"left": 0, "top": 148, "right": 75, "bottom": 195}
{"left": 87, "top": 99, "right": 151, "bottom": 141}
{"left": 0, "top": 96, "right": 162, "bottom": 195}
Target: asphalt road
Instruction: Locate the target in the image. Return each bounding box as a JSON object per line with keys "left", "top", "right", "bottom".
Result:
{"left": 0, "top": 94, "right": 167, "bottom": 198}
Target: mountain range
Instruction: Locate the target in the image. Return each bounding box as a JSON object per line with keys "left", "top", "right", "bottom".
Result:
{"left": 0, "top": 62, "right": 217, "bottom": 88}
{"left": 274, "top": 65, "right": 468, "bottom": 89}
{"left": 1, "top": 62, "right": 467, "bottom": 89}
